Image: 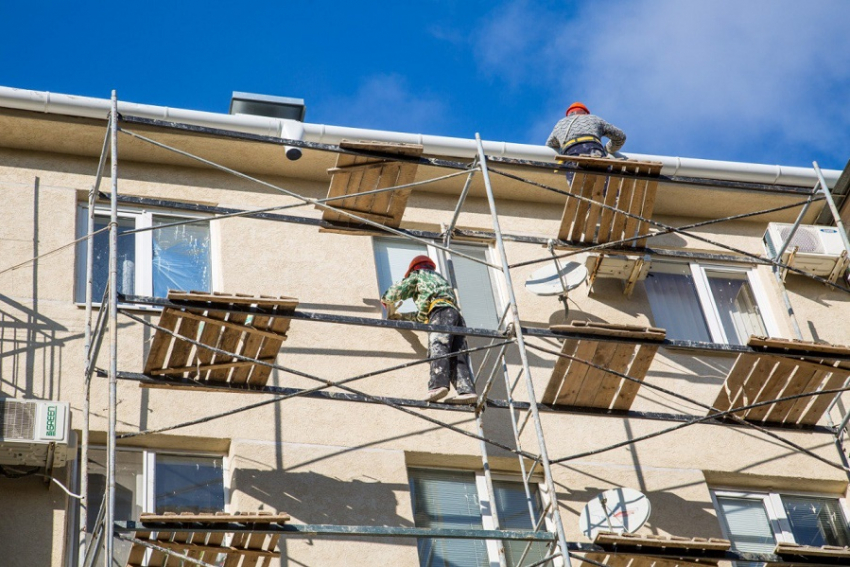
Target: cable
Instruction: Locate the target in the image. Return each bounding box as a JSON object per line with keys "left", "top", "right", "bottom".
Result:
{"left": 0, "top": 226, "right": 109, "bottom": 277}
{"left": 0, "top": 466, "right": 83, "bottom": 499}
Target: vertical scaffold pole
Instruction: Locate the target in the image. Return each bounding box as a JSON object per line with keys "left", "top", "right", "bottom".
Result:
{"left": 80, "top": 103, "right": 112, "bottom": 567}
{"left": 474, "top": 134, "right": 573, "bottom": 567}
{"left": 105, "top": 90, "right": 119, "bottom": 567}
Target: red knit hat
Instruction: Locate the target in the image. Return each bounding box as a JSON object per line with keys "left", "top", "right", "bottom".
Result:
{"left": 405, "top": 255, "right": 436, "bottom": 277}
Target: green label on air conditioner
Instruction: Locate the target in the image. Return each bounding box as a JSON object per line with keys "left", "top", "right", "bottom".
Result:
{"left": 45, "top": 405, "right": 57, "bottom": 437}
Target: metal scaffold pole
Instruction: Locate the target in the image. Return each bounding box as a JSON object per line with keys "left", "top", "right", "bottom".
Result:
{"left": 475, "top": 134, "right": 573, "bottom": 567}
{"left": 105, "top": 90, "right": 119, "bottom": 567}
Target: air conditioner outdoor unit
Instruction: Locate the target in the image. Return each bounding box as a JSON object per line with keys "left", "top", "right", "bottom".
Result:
{"left": 0, "top": 399, "right": 74, "bottom": 467}
{"left": 764, "top": 223, "right": 849, "bottom": 278}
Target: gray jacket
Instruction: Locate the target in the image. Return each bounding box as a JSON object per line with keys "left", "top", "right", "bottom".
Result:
{"left": 546, "top": 114, "right": 626, "bottom": 154}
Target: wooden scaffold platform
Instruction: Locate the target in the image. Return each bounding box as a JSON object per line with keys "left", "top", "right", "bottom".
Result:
{"left": 143, "top": 291, "right": 298, "bottom": 390}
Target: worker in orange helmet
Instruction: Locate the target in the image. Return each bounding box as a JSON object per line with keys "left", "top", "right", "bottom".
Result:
{"left": 546, "top": 102, "right": 626, "bottom": 158}
{"left": 381, "top": 255, "right": 477, "bottom": 404}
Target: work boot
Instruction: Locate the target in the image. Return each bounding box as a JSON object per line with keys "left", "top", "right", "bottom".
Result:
{"left": 426, "top": 387, "right": 449, "bottom": 402}
{"left": 445, "top": 392, "right": 477, "bottom": 404}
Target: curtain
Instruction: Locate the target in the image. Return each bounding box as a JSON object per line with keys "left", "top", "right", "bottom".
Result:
{"left": 644, "top": 271, "right": 711, "bottom": 342}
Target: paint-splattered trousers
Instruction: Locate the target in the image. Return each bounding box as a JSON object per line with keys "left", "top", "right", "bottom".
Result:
{"left": 427, "top": 306, "right": 476, "bottom": 394}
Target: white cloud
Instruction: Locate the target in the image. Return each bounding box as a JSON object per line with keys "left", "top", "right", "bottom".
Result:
{"left": 318, "top": 74, "right": 447, "bottom": 134}
{"left": 474, "top": 0, "right": 850, "bottom": 167}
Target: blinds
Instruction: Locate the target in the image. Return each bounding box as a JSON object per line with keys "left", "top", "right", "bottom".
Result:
{"left": 782, "top": 496, "right": 850, "bottom": 547}
{"left": 644, "top": 271, "right": 711, "bottom": 342}
{"left": 409, "top": 468, "right": 489, "bottom": 567}
{"left": 716, "top": 496, "right": 775, "bottom": 567}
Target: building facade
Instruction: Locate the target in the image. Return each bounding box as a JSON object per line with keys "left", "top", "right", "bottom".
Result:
{"left": 0, "top": 86, "right": 849, "bottom": 567}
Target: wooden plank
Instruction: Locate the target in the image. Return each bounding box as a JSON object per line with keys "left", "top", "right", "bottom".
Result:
{"left": 367, "top": 163, "right": 400, "bottom": 222}
{"left": 194, "top": 311, "right": 227, "bottom": 379}
{"left": 167, "top": 291, "right": 297, "bottom": 309}
{"left": 555, "top": 339, "right": 602, "bottom": 406}
{"left": 611, "top": 345, "right": 658, "bottom": 411}
{"left": 260, "top": 534, "right": 281, "bottom": 567}
{"left": 246, "top": 318, "right": 289, "bottom": 387}
{"left": 206, "top": 313, "right": 247, "bottom": 383}
{"left": 542, "top": 339, "right": 579, "bottom": 404}
{"left": 585, "top": 174, "right": 608, "bottom": 243}
{"left": 731, "top": 356, "right": 776, "bottom": 417}
{"left": 623, "top": 169, "right": 648, "bottom": 243}
{"left": 764, "top": 365, "right": 819, "bottom": 424}
{"left": 144, "top": 309, "right": 179, "bottom": 374}
{"left": 174, "top": 310, "right": 290, "bottom": 342}
{"left": 550, "top": 322, "right": 665, "bottom": 341}
{"left": 799, "top": 368, "right": 850, "bottom": 425}
{"left": 239, "top": 532, "right": 271, "bottom": 567}
{"left": 591, "top": 343, "right": 638, "bottom": 409}
{"left": 743, "top": 358, "right": 795, "bottom": 422}
{"left": 712, "top": 355, "right": 759, "bottom": 413}
{"left": 594, "top": 532, "right": 731, "bottom": 551}
{"left": 140, "top": 512, "right": 290, "bottom": 523}
{"left": 558, "top": 173, "right": 588, "bottom": 241}
{"left": 748, "top": 335, "right": 850, "bottom": 357}
{"left": 597, "top": 173, "right": 624, "bottom": 244}
{"left": 775, "top": 542, "right": 850, "bottom": 558}
{"left": 149, "top": 358, "right": 277, "bottom": 377}
{"left": 610, "top": 178, "right": 634, "bottom": 242}
{"left": 574, "top": 341, "right": 621, "bottom": 407}
{"left": 167, "top": 316, "right": 201, "bottom": 370}
{"left": 635, "top": 179, "right": 659, "bottom": 248}
{"left": 570, "top": 174, "right": 596, "bottom": 242}
{"left": 782, "top": 369, "right": 829, "bottom": 425}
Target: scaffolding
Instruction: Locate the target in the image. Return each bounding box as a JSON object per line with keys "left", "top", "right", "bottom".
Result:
{"left": 71, "top": 91, "right": 850, "bottom": 567}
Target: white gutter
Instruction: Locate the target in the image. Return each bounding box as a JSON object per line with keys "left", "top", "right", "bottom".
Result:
{"left": 0, "top": 86, "right": 838, "bottom": 187}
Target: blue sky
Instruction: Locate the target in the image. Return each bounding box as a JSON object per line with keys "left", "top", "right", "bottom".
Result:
{"left": 1, "top": 0, "right": 849, "bottom": 170}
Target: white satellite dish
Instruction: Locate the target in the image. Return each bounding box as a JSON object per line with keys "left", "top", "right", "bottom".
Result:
{"left": 525, "top": 261, "right": 588, "bottom": 296}
{"left": 579, "top": 488, "right": 651, "bottom": 539}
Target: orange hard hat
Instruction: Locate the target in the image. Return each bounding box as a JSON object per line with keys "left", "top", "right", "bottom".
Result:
{"left": 566, "top": 102, "right": 589, "bottom": 116}
{"left": 405, "top": 255, "right": 436, "bottom": 277}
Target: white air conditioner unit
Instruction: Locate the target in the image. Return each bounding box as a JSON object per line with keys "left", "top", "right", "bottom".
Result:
{"left": 0, "top": 399, "right": 74, "bottom": 467}
{"left": 764, "top": 223, "right": 849, "bottom": 278}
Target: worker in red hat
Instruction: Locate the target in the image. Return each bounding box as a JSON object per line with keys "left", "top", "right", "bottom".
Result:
{"left": 381, "top": 255, "right": 477, "bottom": 404}
{"left": 546, "top": 102, "right": 626, "bottom": 158}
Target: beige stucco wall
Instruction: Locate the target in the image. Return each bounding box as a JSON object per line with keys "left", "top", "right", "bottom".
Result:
{"left": 1, "top": 117, "right": 849, "bottom": 566}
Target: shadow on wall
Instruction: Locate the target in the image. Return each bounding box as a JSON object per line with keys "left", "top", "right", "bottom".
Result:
{"left": 0, "top": 293, "right": 69, "bottom": 400}
{"left": 0, "top": 476, "right": 67, "bottom": 567}
{"left": 231, "top": 468, "right": 415, "bottom": 562}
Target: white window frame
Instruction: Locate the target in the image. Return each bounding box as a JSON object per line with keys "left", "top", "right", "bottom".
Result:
{"left": 75, "top": 204, "right": 220, "bottom": 306}
{"left": 410, "top": 466, "right": 556, "bottom": 567}
{"left": 372, "top": 237, "right": 506, "bottom": 328}
{"left": 711, "top": 488, "right": 850, "bottom": 548}
{"left": 648, "top": 261, "right": 781, "bottom": 344}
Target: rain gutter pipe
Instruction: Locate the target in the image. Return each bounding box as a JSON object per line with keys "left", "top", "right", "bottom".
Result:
{"left": 0, "top": 86, "right": 840, "bottom": 187}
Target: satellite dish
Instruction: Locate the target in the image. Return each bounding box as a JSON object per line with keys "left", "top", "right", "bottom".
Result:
{"left": 525, "top": 261, "right": 588, "bottom": 296}
{"left": 579, "top": 488, "right": 651, "bottom": 539}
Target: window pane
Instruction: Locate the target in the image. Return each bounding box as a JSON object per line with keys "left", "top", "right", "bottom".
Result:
{"left": 449, "top": 244, "right": 499, "bottom": 330}
{"left": 645, "top": 269, "right": 711, "bottom": 342}
{"left": 706, "top": 272, "right": 766, "bottom": 346}
{"left": 409, "top": 469, "right": 488, "bottom": 567}
{"left": 783, "top": 496, "right": 850, "bottom": 547}
{"left": 152, "top": 217, "right": 211, "bottom": 298}
{"left": 76, "top": 215, "right": 136, "bottom": 303}
{"left": 155, "top": 455, "right": 225, "bottom": 514}
{"left": 717, "top": 496, "right": 776, "bottom": 567}
{"left": 374, "top": 238, "right": 428, "bottom": 316}
{"left": 493, "top": 481, "right": 552, "bottom": 567}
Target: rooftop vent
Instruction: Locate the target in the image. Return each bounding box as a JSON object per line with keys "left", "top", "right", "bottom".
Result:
{"left": 229, "top": 92, "right": 306, "bottom": 122}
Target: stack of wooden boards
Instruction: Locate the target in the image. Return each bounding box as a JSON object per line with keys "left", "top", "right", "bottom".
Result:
{"left": 542, "top": 322, "right": 666, "bottom": 410}
{"left": 585, "top": 532, "right": 731, "bottom": 567}
{"left": 553, "top": 155, "right": 662, "bottom": 248}
{"left": 712, "top": 336, "right": 850, "bottom": 426}
{"left": 143, "top": 291, "right": 298, "bottom": 391}
{"left": 319, "top": 140, "right": 424, "bottom": 234}
{"left": 124, "top": 511, "right": 289, "bottom": 567}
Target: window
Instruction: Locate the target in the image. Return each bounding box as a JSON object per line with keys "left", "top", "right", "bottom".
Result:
{"left": 713, "top": 490, "right": 850, "bottom": 565}
{"left": 408, "top": 468, "right": 553, "bottom": 567}
{"left": 373, "top": 238, "right": 502, "bottom": 329}
{"left": 644, "top": 262, "right": 778, "bottom": 345}
{"left": 84, "top": 448, "right": 226, "bottom": 564}
{"left": 75, "top": 206, "right": 213, "bottom": 303}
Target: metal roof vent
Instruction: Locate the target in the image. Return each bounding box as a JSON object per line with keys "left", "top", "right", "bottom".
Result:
{"left": 229, "top": 92, "right": 306, "bottom": 122}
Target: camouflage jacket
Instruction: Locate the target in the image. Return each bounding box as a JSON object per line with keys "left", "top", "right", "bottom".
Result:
{"left": 546, "top": 114, "right": 626, "bottom": 154}
{"left": 381, "top": 269, "right": 458, "bottom": 323}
